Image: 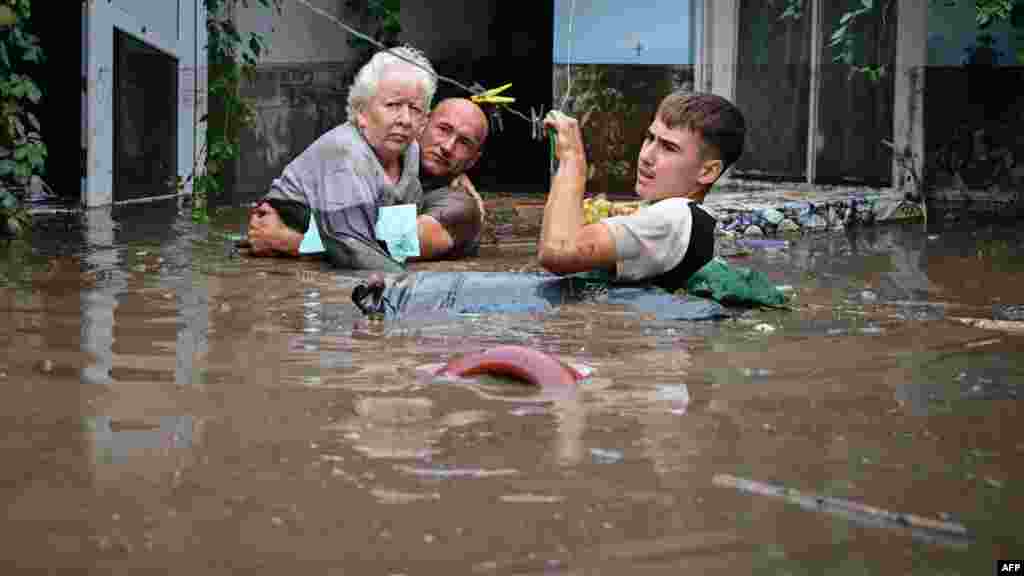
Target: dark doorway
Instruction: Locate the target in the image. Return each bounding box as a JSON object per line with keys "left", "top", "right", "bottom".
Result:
{"left": 30, "top": 7, "right": 84, "bottom": 200}
{"left": 734, "top": 0, "right": 811, "bottom": 181}
{"left": 433, "top": 1, "right": 554, "bottom": 196}
{"left": 113, "top": 29, "right": 178, "bottom": 202}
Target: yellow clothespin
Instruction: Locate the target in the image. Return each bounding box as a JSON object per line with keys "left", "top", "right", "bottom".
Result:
{"left": 470, "top": 82, "right": 516, "bottom": 105}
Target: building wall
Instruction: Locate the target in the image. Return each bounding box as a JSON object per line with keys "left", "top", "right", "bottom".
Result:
{"left": 228, "top": 0, "right": 366, "bottom": 202}
{"left": 83, "top": 1, "right": 205, "bottom": 207}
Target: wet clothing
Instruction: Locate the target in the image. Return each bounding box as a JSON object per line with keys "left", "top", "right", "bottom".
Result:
{"left": 263, "top": 122, "right": 421, "bottom": 270}
{"left": 354, "top": 271, "right": 730, "bottom": 321}
{"left": 602, "top": 198, "right": 717, "bottom": 292}
{"left": 417, "top": 183, "right": 483, "bottom": 259}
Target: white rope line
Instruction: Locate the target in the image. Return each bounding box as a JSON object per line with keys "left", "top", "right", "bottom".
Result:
{"left": 292, "top": 0, "right": 533, "bottom": 126}
{"left": 559, "top": 0, "right": 576, "bottom": 112}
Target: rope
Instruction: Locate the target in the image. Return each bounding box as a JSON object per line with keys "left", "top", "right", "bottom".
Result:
{"left": 292, "top": 0, "right": 534, "bottom": 127}
{"left": 559, "top": 0, "right": 576, "bottom": 112}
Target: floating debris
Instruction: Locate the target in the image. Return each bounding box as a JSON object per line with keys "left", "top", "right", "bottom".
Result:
{"left": 713, "top": 474, "right": 970, "bottom": 548}
{"left": 952, "top": 317, "right": 1024, "bottom": 333}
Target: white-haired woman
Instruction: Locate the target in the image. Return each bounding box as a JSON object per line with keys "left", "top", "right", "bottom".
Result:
{"left": 248, "top": 46, "right": 437, "bottom": 270}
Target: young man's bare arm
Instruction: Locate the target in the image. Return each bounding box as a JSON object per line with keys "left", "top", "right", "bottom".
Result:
{"left": 538, "top": 111, "right": 618, "bottom": 275}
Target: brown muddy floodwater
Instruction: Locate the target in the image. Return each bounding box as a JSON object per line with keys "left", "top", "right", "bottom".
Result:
{"left": 1, "top": 200, "right": 1021, "bottom": 575}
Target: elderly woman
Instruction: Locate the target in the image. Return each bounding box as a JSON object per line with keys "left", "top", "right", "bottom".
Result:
{"left": 247, "top": 45, "right": 436, "bottom": 270}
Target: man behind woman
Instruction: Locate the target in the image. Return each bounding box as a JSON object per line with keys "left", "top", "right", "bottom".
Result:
{"left": 248, "top": 46, "right": 492, "bottom": 268}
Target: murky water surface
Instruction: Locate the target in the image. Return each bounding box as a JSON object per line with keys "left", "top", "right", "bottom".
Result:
{"left": 1, "top": 201, "right": 1021, "bottom": 574}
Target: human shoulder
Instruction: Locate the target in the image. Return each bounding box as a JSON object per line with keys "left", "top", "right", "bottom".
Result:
{"left": 609, "top": 197, "right": 694, "bottom": 230}
{"left": 645, "top": 197, "right": 698, "bottom": 216}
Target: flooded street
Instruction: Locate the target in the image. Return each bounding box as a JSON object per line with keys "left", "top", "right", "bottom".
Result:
{"left": 1, "top": 200, "right": 1021, "bottom": 574}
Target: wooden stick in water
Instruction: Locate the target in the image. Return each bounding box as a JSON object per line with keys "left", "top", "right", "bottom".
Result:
{"left": 951, "top": 317, "right": 1024, "bottom": 333}
{"left": 712, "top": 474, "right": 969, "bottom": 538}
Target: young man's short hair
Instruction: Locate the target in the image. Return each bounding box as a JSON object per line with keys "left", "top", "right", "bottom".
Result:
{"left": 655, "top": 91, "right": 746, "bottom": 173}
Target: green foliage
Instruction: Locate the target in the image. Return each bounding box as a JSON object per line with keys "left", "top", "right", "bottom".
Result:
{"left": 178, "top": 0, "right": 401, "bottom": 223}
{"left": 175, "top": 0, "right": 281, "bottom": 223}
{"left": 0, "top": 0, "right": 44, "bottom": 236}
{"left": 780, "top": 0, "right": 1022, "bottom": 80}
{"left": 977, "top": 0, "right": 1015, "bottom": 27}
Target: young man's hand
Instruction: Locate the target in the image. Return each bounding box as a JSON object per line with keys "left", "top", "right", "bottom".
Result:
{"left": 543, "top": 110, "right": 587, "bottom": 165}
{"left": 247, "top": 201, "right": 302, "bottom": 257}
{"left": 537, "top": 110, "right": 618, "bottom": 276}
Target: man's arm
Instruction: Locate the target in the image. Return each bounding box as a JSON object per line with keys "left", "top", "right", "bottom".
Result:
{"left": 538, "top": 111, "right": 618, "bottom": 275}
{"left": 247, "top": 201, "right": 303, "bottom": 257}
{"left": 413, "top": 215, "right": 455, "bottom": 260}
{"left": 410, "top": 175, "right": 484, "bottom": 261}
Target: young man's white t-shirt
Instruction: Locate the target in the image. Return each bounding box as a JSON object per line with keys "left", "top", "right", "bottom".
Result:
{"left": 601, "top": 197, "right": 715, "bottom": 282}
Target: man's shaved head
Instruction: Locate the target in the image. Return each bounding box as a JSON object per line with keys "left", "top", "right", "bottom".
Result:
{"left": 419, "top": 98, "right": 489, "bottom": 179}
{"left": 434, "top": 98, "right": 489, "bottom": 142}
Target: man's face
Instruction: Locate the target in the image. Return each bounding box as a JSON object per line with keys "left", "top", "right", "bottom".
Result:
{"left": 419, "top": 101, "right": 486, "bottom": 179}
{"left": 635, "top": 118, "right": 721, "bottom": 202}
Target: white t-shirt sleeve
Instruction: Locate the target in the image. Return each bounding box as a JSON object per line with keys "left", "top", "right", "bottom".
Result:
{"left": 602, "top": 197, "right": 695, "bottom": 282}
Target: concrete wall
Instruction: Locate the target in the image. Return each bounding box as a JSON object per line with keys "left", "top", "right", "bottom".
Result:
{"left": 234, "top": 0, "right": 363, "bottom": 64}
{"left": 229, "top": 0, "right": 368, "bottom": 202}
{"left": 83, "top": 0, "right": 206, "bottom": 208}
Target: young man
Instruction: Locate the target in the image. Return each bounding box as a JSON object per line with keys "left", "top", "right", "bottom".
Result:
{"left": 247, "top": 97, "right": 488, "bottom": 264}
{"left": 538, "top": 91, "right": 746, "bottom": 291}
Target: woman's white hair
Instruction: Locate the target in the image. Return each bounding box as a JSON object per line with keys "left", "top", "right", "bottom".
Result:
{"left": 346, "top": 45, "right": 437, "bottom": 120}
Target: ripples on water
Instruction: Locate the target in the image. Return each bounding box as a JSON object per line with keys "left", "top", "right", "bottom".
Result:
{"left": 0, "top": 204, "right": 1021, "bottom": 573}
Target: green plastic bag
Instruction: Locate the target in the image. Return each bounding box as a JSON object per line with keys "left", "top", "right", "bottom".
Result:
{"left": 683, "top": 257, "right": 789, "bottom": 308}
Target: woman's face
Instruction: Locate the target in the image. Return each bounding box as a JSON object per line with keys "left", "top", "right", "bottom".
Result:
{"left": 356, "top": 66, "right": 427, "bottom": 165}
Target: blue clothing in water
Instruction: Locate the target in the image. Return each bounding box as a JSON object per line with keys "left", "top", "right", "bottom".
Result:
{"left": 357, "top": 271, "right": 730, "bottom": 321}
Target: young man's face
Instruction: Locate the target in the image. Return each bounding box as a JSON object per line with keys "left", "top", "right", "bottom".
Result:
{"left": 419, "top": 100, "right": 486, "bottom": 179}
{"left": 635, "top": 118, "right": 721, "bottom": 202}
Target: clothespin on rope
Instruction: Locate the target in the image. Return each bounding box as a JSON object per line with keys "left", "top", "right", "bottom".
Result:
{"left": 528, "top": 106, "right": 557, "bottom": 174}
{"left": 470, "top": 82, "right": 516, "bottom": 105}
{"left": 470, "top": 82, "right": 518, "bottom": 134}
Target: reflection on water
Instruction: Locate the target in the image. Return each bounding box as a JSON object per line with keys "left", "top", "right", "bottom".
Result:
{"left": 0, "top": 205, "right": 1022, "bottom": 573}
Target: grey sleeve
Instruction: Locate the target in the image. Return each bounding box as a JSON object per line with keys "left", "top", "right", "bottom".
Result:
{"left": 316, "top": 167, "right": 381, "bottom": 247}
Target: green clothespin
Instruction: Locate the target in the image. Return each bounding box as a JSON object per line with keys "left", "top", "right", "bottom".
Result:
{"left": 548, "top": 127, "right": 558, "bottom": 174}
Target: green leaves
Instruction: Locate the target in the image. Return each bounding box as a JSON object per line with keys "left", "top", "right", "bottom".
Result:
{"left": 0, "top": 0, "right": 49, "bottom": 233}
{"left": 778, "top": 1, "right": 803, "bottom": 21}
{"left": 977, "top": 0, "right": 1013, "bottom": 28}
{"left": 189, "top": 0, "right": 284, "bottom": 222}
{"left": 778, "top": 1, "right": 1016, "bottom": 82}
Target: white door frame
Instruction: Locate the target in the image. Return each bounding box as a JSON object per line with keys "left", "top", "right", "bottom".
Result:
{"left": 82, "top": 1, "right": 206, "bottom": 208}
